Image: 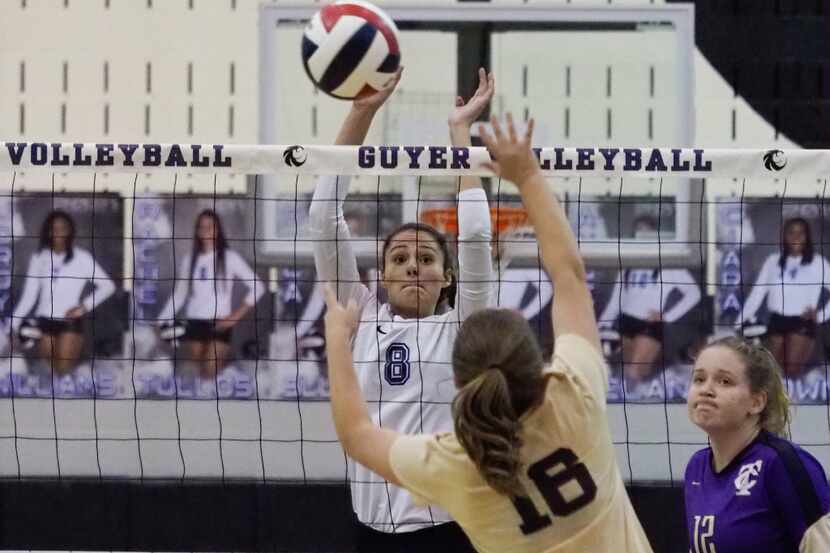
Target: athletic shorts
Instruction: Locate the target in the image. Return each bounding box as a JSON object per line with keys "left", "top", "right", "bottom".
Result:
{"left": 183, "top": 319, "right": 232, "bottom": 343}
{"left": 619, "top": 313, "right": 663, "bottom": 341}
{"left": 37, "top": 317, "right": 83, "bottom": 335}
{"left": 767, "top": 313, "right": 816, "bottom": 338}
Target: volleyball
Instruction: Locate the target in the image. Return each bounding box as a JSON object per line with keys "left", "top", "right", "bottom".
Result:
{"left": 301, "top": 1, "right": 401, "bottom": 100}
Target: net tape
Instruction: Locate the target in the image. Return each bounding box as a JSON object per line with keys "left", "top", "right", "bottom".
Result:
{"left": 0, "top": 143, "right": 823, "bottom": 178}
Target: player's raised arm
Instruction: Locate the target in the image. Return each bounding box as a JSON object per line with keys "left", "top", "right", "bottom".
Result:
{"left": 479, "top": 114, "right": 600, "bottom": 352}
{"left": 449, "top": 68, "right": 493, "bottom": 192}
{"left": 449, "top": 68, "right": 494, "bottom": 319}
{"left": 308, "top": 68, "right": 403, "bottom": 303}
{"left": 323, "top": 285, "right": 401, "bottom": 486}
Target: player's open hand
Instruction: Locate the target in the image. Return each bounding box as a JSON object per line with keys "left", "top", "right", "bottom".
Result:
{"left": 479, "top": 113, "right": 539, "bottom": 186}
{"left": 353, "top": 66, "right": 403, "bottom": 111}
{"left": 448, "top": 68, "right": 494, "bottom": 129}
{"left": 323, "top": 285, "right": 360, "bottom": 342}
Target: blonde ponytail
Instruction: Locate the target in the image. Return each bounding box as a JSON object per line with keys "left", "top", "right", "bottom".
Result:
{"left": 453, "top": 368, "right": 524, "bottom": 497}
{"left": 452, "top": 309, "right": 546, "bottom": 496}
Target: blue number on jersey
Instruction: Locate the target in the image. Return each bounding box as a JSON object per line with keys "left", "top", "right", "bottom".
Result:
{"left": 384, "top": 343, "right": 410, "bottom": 385}
{"left": 199, "top": 266, "right": 208, "bottom": 280}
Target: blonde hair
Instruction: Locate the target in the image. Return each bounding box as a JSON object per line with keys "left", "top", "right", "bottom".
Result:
{"left": 452, "top": 309, "right": 545, "bottom": 496}
{"left": 706, "top": 336, "right": 791, "bottom": 435}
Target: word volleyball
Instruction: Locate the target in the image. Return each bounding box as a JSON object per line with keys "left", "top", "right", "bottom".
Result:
{"left": 3, "top": 142, "right": 231, "bottom": 168}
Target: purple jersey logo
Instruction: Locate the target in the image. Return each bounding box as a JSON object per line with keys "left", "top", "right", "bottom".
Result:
{"left": 734, "top": 460, "right": 763, "bottom": 496}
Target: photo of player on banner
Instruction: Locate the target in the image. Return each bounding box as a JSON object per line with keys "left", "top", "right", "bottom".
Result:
{"left": 576, "top": 199, "right": 708, "bottom": 403}
{"left": 130, "top": 194, "right": 268, "bottom": 399}
{"left": 488, "top": 261, "right": 706, "bottom": 404}
{"left": 265, "top": 192, "right": 402, "bottom": 400}
{"left": 716, "top": 197, "right": 830, "bottom": 403}
{"left": 0, "top": 192, "right": 125, "bottom": 399}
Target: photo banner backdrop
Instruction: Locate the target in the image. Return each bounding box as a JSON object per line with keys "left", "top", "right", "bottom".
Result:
{"left": 716, "top": 197, "right": 830, "bottom": 404}
{"left": 0, "top": 192, "right": 124, "bottom": 398}
{"left": 263, "top": 192, "right": 705, "bottom": 403}
{"left": 569, "top": 193, "right": 706, "bottom": 403}
{"left": 130, "top": 194, "right": 269, "bottom": 400}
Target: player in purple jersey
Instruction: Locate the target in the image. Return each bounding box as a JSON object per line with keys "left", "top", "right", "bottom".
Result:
{"left": 685, "top": 336, "right": 830, "bottom": 553}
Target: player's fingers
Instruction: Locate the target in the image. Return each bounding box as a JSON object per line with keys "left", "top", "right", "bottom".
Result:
{"left": 323, "top": 284, "right": 339, "bottom": 310}
{"left": 477, "top": 67, "right": 487, "bottom": 91}
{"left": 524, "top": 118, "right": 535, "bottom": 145}
{"left": 346, "top": 299, "right": 360, "bottom": 320}
{"left": 479, "top": 123, "right": 494, "bottom": 148}
{"left": 383, "top": 66, "right": 403, "bottom": 89}
{"left": 456, "top": 96, "right": 464, "bottom": 107}
{"left": 489, "top": 115, "right": 504, "bottom": 141}
{"left": 486, "top": 72, "right": 495, "bottom": 96}
{"left": 506, "top": 112, "right": 517, "bottom": 142}
{"left": 480, "top": 161, "right": 501, "bottom": 177}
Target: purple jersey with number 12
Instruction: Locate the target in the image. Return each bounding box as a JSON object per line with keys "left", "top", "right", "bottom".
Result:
{"left": 684, "top": 431, "right": 830, "bottom": 553}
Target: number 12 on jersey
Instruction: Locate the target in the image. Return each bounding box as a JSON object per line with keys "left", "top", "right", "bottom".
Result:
{"left": 511, "top": 448, "right": 598, "bottom": 535}
{"left": 692, "top": 515, "right": 715, "bottom": 553}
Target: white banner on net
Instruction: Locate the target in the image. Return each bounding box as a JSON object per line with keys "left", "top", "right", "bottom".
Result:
{"left": 0, "top": 142, "right": 826, "bottom": 178}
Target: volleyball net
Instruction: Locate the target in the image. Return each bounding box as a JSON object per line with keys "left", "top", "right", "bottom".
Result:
{"left": 0, "top": 142, "right": 828, "bottom": 483}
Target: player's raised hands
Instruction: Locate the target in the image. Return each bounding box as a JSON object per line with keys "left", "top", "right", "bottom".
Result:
{"left": 479, "top": 114, "right": 539, "bottom": 186}
{"left": 354, "top": 66, "right": 403, "bottom": 111}
{"left": 323, "top": 285, "right": 361, "bottom": 342}
{"left": 448, "top": 67, "right": 495, "bottom": 129}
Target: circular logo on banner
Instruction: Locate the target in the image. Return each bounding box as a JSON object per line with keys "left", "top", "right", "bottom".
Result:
{"left": 283, "top": 145, "right": 308, "bottom": 167}
{"left": 762, "top": 149, "right": 787, "bottom": 171}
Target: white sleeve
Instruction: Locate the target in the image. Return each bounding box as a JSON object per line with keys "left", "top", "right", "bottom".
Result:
{"left": 81, "top": 252, "right": 116, "bottom": 313}
{"left": 308, "top": 175, "right": 369, "bottom": 307}
{"left": 454, "top": 188, "right": 493, "bottom": 320}
{"left": 598, "top": 272, "right": 622, "bottom": 328}
{"left": 158, "top": 255, "right": 191, "bottom": 323}
{"left": 662, "top": 269, "right": 702, "bottom": 323}
{"left": 740, "top": 255, "right": 774, "bottom": 322}
{"left": 228, "top": 250, "right": 265, "bottom": 307}
{"left": 11, "top": 253, "right": 42, "bottom": 331}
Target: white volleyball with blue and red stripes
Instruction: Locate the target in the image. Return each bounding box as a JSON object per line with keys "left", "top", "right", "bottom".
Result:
{"left": 302, "top": 1, "right": 401, "bottom": 100}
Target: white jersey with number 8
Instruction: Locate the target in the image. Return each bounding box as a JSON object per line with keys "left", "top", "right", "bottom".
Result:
{"left": 309, "top": 175, "right": 493, "bottom": 533}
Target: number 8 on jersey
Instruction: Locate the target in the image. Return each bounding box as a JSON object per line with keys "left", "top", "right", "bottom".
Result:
{"left": 385, "top": 343, "right": 411, "bottom": 385}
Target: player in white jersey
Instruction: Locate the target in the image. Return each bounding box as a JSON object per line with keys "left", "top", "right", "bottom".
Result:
{"left": 309, "top": 68, "right": 493, "bottom": 550}
{"left": 598, "top": 215, "right": 702, "bottom": 382}
{"left": 159, "top": 209, "right": 264, "bottom": 379}
{"left": 323, "top": 114, "right": 654, "bottom": 553}
{"left": 740, "top": 217, "right": 830, "bottom": 377}
{"left": 12, "top": 210, "right": 116, "bottom": 375}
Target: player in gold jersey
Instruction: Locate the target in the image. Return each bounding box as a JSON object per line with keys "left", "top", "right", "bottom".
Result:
{"left": 323, "top": 114, "right": 655, "bottom": 553}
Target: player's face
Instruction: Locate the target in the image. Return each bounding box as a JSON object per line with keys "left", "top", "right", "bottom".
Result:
{"left": 785, "top": 222, "right": 807, "bottom": 254}
{"left": 688, "top": 346, "right": 766, "bottom": 435}
{"left": 382, "top": 229, "right": 451, "bottom": 318}
{"left": 50, "top": 217, "right": 71, "bottom": 251}
{"left": 197, "top": 215, "right": 217, "bottom": 249}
